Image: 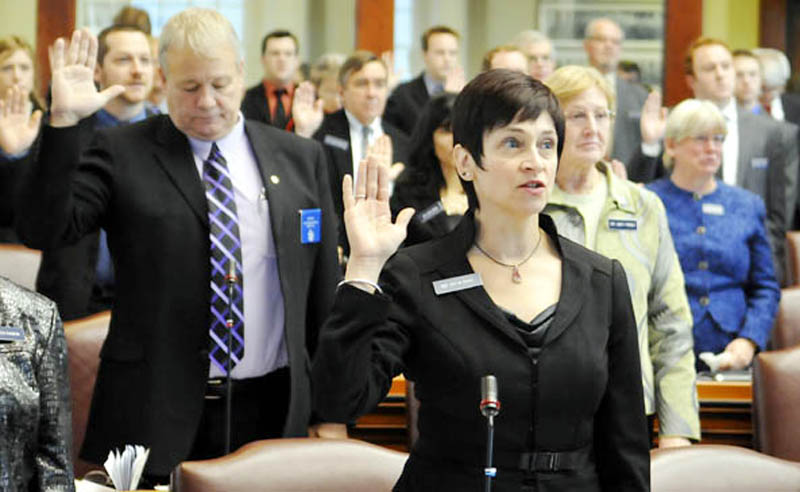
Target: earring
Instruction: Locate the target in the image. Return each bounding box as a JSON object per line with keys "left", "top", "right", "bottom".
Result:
{"left": 460, "top": 172, "right": 471, "bottom": 179}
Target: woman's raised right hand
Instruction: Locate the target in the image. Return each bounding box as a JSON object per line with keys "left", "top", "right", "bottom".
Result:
{"left": 342, "top": 152, "right": 414, "bottom": 283}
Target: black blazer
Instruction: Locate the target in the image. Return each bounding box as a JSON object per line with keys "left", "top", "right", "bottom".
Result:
{"left": 389, "top": 179, "right": 460, "bottom": 247}
{"left": 34, "top": 114, "right": 104, "bottom": 320}
{"left": 16, "top": 115, "right": 339, "bottom": 475}
{"left": 313, "top": 109, "right": 409, "bottom": 249}
{"left": 313, "top": 214, "right": 649, "bottom": 491}
{"left": 241, "top": 82, "right": 293, "bottom": 131}
{"left": 383, "top": 73, "right": 430, "bottom": 137}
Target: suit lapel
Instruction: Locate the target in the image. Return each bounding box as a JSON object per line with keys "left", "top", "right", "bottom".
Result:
{"left": 244, "top": 121, "right": 287, "bottom": 242}
{"left": 737, "top": 110, "right": 755, "bottom": 185}
{"left": 430, "top": 217, "right": 526, "bottom": 347}
{"left": 542, "top": 250, "right": 587, "bottom": 345}
{"left": 153, "top": 117, "right": 208, "bottom": 226}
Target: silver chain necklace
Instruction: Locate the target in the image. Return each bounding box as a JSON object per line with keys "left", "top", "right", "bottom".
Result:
{"left": 474, "top": 231, "right": 543, "bottom": 284}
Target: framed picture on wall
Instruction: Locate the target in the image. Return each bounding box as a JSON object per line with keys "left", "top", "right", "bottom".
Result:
{"left": 539, "top": 0, "right": 664, "bottom": 87}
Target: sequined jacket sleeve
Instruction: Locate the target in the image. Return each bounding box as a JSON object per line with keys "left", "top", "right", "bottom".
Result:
{"left": 34, "top": 300, "right": 75, "bottom": 491}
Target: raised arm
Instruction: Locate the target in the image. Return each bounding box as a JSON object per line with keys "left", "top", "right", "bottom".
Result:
{"left": 0, "top": 86, "right": 42, "bottom": 156}
{"left": 48, "top": 29, "right": 125, "bottom": 128}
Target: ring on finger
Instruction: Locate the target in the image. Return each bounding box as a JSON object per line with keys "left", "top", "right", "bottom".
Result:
{"left": 355, "top": 194, "right": 367, "bottom": 199}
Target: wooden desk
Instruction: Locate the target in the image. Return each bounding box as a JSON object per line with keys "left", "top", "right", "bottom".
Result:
{"left": 352, "top": 376, "right": 754, "bottom": 451}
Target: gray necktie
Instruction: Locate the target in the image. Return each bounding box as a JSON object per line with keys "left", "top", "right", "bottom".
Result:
{"left": 361, "top": 125, "right": 372, "bottom": 161}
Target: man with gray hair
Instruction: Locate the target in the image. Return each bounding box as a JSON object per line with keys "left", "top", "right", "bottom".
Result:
{"left": 10, "top": 7, "right": 340, "bottom": 479}
{"left": 583, "top": 17, "right": 650, "bottom": 168}
{"left": 512, "top": 29, "right": 556, "bottom": 80}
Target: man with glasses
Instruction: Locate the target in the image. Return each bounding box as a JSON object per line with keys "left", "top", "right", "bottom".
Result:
{"left": 583, "top": 18, "right": 650, "bottom": 169}
{"left": 512, "top": 29, "right": 556, "bottom": 81}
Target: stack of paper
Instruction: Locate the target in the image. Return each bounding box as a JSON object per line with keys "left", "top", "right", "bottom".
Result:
{"left": 103, "top": 445, "right": 150, "bottom": 491}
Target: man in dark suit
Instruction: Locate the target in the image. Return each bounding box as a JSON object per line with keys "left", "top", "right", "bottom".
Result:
{"left": 301, "top": 51, "right": 408, "bottom": 252}
{"left": 12, "top": 9, "right": 341, "bottom": 479}
{"left": 241, "top": 30, "right": 299, "bottom": 131}
{"left": 753, "top": 47, "right": 800, "bottom": 228}
{"left": 583, "top": 17, "right": 650, "bottom": 168}
{"left": 383, "top": 25, "right": 462, "bottom": 137}
{"left": 35, "top": 25, "right": 157, "bottom": 321}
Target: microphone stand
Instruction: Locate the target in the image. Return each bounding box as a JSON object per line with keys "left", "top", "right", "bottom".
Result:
{"left": 224, "top": 262, "right": 237, "bottom": 455}
{"left": 480, "top": 375, "right": 500, "bottom": 492}
{"left": 484, "top": 413, "right": 496, "bottom": 492}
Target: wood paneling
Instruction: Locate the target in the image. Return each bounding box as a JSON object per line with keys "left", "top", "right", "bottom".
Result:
{"left": 663, "top": 0, "right": 703, "bottom": 106}
{"left": 355, "top": 0, "right": 394, "bottom": 54}
{"left": 36, "top": 0, "right": 76, "bottom": 97}
{"left": 759, "top": 0, "right": 787, "bottom": 50}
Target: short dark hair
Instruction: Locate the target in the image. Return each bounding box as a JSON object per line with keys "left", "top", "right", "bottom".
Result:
{"left": 452, "top": 69, "right": 564, "bottom": 210}
{"left": 732, "top": 48, "right": 758, "bottom": 61}
{"left": 261, "top": 30, "right": 298, "bottom": 55}
{"left": 421, "top": 26, "right": 459, "bottom": 52}
{"left": 338, "top": 50, "right": 386, "bottom": 87}
{"left": 97, "top": 25, "right": 148, "bottom": 65}
{"left": 112, "top": 6, "right": 151, "bottom": 34}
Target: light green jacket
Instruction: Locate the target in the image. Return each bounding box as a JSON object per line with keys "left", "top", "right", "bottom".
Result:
{"left": 545, "top": 162, "right": 700, "bottom": 440}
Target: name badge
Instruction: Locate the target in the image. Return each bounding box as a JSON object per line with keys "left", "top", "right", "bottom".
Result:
{"left": 608, "top": 218, "right": 637, "bottom": 230}
{"left": 417, "top": 201, "right": 445, "bottom": 224}
{"left": 751, "top": 157, "right": 769, "bottom": 169}
{"left": 702, "top": 203, "right": 725, "bottom": 216}
{"left": 323, "top": 134, "right": 349, "bottom": 151}
{"left": 432, "top": 273, "right": 483, "bottom": 295}
{"left": 0, "top": 326, "right": 24, "bottom": 342}
{"left": 300, "top": 208, "right": 321, "bottom": 244}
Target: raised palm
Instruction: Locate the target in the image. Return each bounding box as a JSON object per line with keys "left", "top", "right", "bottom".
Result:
{"left": 0, "top": 87, "right": 42, "bottom": 155}
{"left": 343, "top": 153, "right": 414, "bottom": 279}
{"left": 292, "top": 81, "right": 324, "bottom": 138}
{"left": 48, "top": 29, "right": 125, "bottom": 127}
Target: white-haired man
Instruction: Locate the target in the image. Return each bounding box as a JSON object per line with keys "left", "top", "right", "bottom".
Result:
{"left": 9, "top": 8, "right": 341, "bottom": 480}
{"left": 512, "top": 29, "right": 556, "bottom": 80}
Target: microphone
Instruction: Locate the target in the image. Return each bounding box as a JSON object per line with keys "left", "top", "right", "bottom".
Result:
{"left": 480, "top": 375, "right": 500, "bottom": 492}
{"left": 225, "top": 261, "right": 238, "bottom": 286}
{"left": 480, "top": 375, "right": 501, "bottom": 419}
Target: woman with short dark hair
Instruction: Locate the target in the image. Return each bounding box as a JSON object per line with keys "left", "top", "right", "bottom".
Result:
{"left": 313, "top": 69, "right": 649, "bottom": 491}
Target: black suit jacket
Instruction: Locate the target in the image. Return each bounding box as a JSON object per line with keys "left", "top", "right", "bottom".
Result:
{"left": 241, "top": 82, "right": 294, "bottom": 131}
{"left": 16, "top": 115, "right": 339, "bottom": 475}
{"left": 383, "top": 73, "right": 430, "bottom": 137}
{"left": 313, "top": 214, "right": 649, "bottom": 491}
{"left": 313, "top": 109, "right": 409, "bottom": 249}
{"left": 34, "top": 114, "right": 104, "bottom": 321}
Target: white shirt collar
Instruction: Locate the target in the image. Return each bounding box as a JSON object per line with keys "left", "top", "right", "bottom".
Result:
{"left": 344, "top": 109, "right": 382, "bottom": 135}
{"left": 186, "top": 111, "right": 246, "bottom": 161}
{"left": 719, "top": 98, "right": 738, "bottom": 123}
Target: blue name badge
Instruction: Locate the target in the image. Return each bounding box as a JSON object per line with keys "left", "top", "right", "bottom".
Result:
{"left": 608, "top": 218, "right": 637, "bottom": 231}
{"left": 300, "top": 208, "right": 321, "bottom": 244}
{"left": 0, "top": 325, "right": 24, "bottom": 342}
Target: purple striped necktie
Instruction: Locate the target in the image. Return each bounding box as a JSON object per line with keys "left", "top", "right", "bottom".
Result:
{"left": 203, "top": 143, "right": 244, "bottom": 373}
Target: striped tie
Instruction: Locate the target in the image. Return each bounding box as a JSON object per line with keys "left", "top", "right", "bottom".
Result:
{"left": 203, "top": 143, "right": 244, "bottom": 373}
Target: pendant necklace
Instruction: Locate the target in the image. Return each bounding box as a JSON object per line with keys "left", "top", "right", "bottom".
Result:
{"left": 474, "top": 230, "right": 543, "bottom": 284}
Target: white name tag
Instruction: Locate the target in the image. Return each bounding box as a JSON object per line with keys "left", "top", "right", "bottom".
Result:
{"left": 432, "top": 273, "right": 483, "bottom": 295}
{"left": 417, "top": 201, "right": 445, "bottom": 223}
{"left": 608, "top": 218, "right": 637, "bottom": 230}
{"left": 751, "top": 157, "right": 769, "bottom": 169}
{"left": 702, "top": 203, "right": 725, "bottom": 216}
{"left": 323, "top": 134, "right": 349, "bottom": 151}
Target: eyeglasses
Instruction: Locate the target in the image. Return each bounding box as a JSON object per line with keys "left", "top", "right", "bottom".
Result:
{"left": 565, "top": 109, "right": 615, "bottom": 125}
{"left": 691, "top": 134, "right": 725, "bottom": 145}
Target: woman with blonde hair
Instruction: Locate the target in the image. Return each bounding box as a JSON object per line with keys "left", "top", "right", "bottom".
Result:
{"left": 647, "top": 99, "right": 779, "bottom": 371}
{"left": 544, "top": 65, "right": 700, "bottom": 448}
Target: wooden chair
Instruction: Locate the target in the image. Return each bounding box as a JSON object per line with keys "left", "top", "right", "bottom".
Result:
{"left": 64, "top": 311, "right": 111, "bottom": 478}
{"left": 0, "top": 243, "right": 41, "bottom": 290}
{"left": 650, "top": 444, "right": 800, "bottom": 491}
{"left": 753, "top": 345, "right": 800, "bottom": 461}
{"left": 171, "top": 438, "right": 408, "bottom": 492}
{"left": 772, "top": 286, "right": 800, "bottom": 350}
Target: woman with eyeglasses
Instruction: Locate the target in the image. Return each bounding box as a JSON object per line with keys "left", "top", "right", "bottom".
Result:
{"left": 647, "top": 99, "right": 779, "bottom": 372}
{"left": 543, "top": 66, "right": 700, "bottom": 448}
